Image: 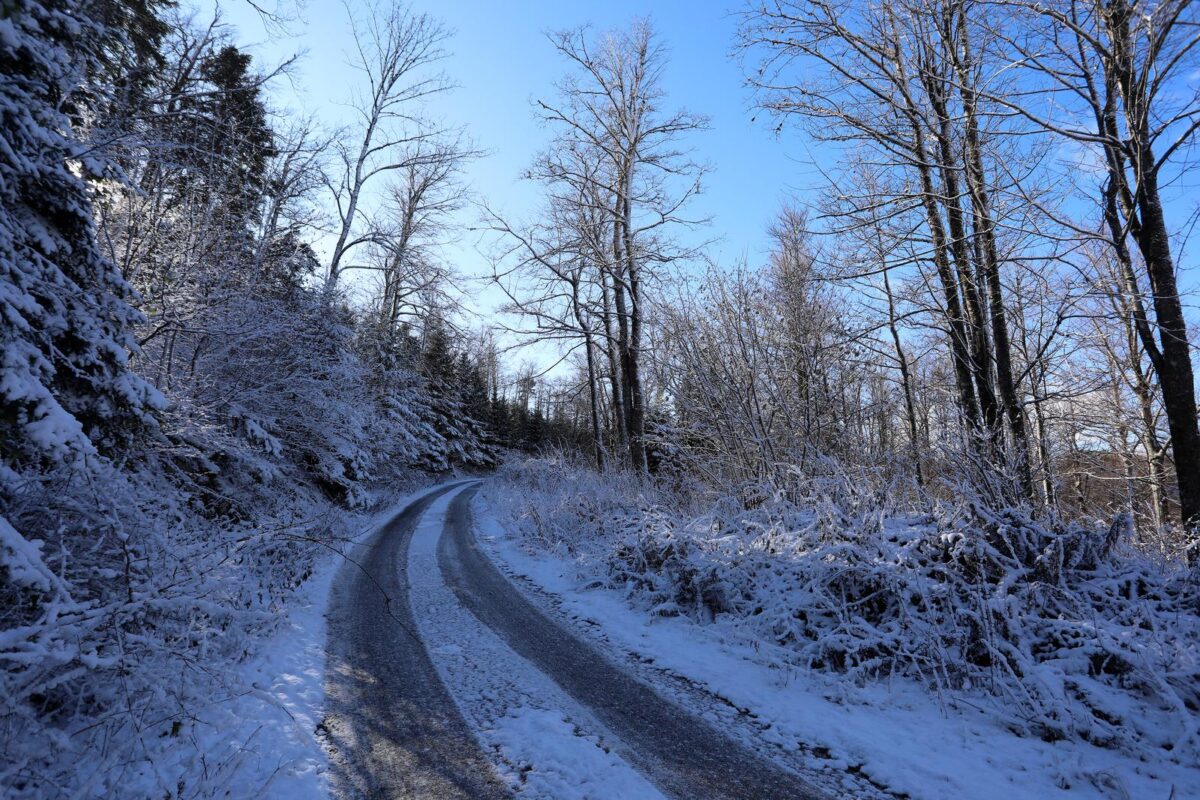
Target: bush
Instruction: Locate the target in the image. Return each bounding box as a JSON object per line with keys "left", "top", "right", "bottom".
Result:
{"left": 487, "top": 457, "right": 1200, "bottom": 757}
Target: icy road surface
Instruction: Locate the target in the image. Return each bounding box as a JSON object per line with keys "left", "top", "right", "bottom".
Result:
{"left": 323, "top": 481, "right": 824, "bottom": 799}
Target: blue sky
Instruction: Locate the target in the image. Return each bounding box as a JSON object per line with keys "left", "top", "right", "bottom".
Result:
{"left": 198, "top": 0, "right": 808, "bottom": 326}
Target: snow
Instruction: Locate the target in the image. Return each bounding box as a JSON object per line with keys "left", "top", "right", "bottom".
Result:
{"left": 133, "top": 481, "right": 462, "bottom": 799}
{"left": 160, "top": 557, "right": 333, "bottom": 799}
{"left": 489, "top": 707, "right": 661, "bottom": 800}
{"left": 408, "top": 487, "right": 665, "bottom": 799}
{"left": 474, "top": 492, "right": 1200, "bottom": 800}
{"left": 143, "top": 478, "right": 691, "bottom": 800}
{"left": 0, "top": 515, "right": 67, "bottom": 594}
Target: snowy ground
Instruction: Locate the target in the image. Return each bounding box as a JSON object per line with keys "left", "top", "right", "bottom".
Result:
{"left": 472, "top": 493, "right": 1200, "bottom": 800}
{"left": 181, "top": 479, "right": 664, "bottom": 800}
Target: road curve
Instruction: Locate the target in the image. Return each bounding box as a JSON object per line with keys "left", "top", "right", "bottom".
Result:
{"left": 323, "top": 480, "right": 509, "bottom": 799}
{"left": 439, "top": 485, "right": 827, "bottom": 800}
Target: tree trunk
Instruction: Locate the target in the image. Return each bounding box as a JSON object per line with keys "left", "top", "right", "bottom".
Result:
{"left": 951, "top": 9, "right": 1032, "bottom": 498}
{"left": 600, "top": 268, "right": 628, "bottom": 462}
{"left": 884, "top": 15, "right": 983, "bottom": 445}
{"left": 621, "top": 187, "right": 649, "bottom": 476}
{"left": 1104, "top": 0, "right": 1200, "bottom": 551}
{"left": 923, "top": 65, "right": 999, "bottom": 445}
{"left": 884, "top": 265, "right": 924, "bottom": 487}
{"left": 910, "top": 128, "right": 983, "bottom": 442}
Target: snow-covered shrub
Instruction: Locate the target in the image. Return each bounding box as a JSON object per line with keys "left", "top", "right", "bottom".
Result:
{"left": 0, "top": 0, "right": 164, "bottom": 468}
{"left": 488, "top": 458, "right": 1200, "bottom": 758}
{"left": 0, "top": 454, "right": 348, "bottom": 797}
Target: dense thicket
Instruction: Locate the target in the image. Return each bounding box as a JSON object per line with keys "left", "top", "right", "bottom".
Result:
{"left": 492, "top": 457, "right": 1200, "bottom": 760}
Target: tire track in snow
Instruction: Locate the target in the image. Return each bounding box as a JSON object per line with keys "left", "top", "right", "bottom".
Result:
{"left": 408, "top": 486, "right": 667, "bottom": 800}
{"left": 437, "top": 485, "right": 827, "bottom": 800}
{"left": 323, "top": 481, "right": 510, "bottom": 800}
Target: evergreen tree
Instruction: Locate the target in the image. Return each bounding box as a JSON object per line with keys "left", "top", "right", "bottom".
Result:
{"left": 191, "top": 45, "right": 276, "bottom": 229}
{"left": 415, "top": 318, "right": 498, "bottom": 468}
{"left": 420, "top": 317, "right": 459, "bottom": 388}
{"left": 458, "top": 352, "right": 491, "bottom": 423}
{"left": 0, "top": 0, "right": 162, "bottom": 470}
{"left": 145, "top": 41, "right": 276, "bottom": 266}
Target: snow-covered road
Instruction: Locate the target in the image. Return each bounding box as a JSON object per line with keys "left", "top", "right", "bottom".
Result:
{"left": 323, "top": 481, "right": 508, "bottom": 799}
{"left": 324, "top": 481, "right": 825, "bottom": 799}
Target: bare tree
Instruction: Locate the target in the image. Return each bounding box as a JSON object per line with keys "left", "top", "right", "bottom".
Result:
{"left": 990, "top": 0, "right": 1200, "bottom": 550}
{"left": 535, "top": 20, "right": 708, "bottom": 474}
{"left": 740, "top": 0, "right": 985, "bottom": 456}
{"left": 739, "top": 0, "right": 1073, "bottom": 501}
{"left": 325, "top": 1, "right": 453, "bottom": 287}
{"left": 486, "top": 162, "right": 611, "bottom": 470}
{"left": 366, "top": 135, "right": 475, "bottom": 329}
{"left": 253, "top": 118, "right": 329, "bottom": 284}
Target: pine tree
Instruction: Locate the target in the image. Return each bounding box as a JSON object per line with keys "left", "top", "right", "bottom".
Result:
{"left": 415, "top": 319, "right": 497, "bottom": 468}
{"left": 190, "top": 45, "right": 276, "bottom": 231}
{"left": 0, "top": 0, "right": 162, "bottom": 470}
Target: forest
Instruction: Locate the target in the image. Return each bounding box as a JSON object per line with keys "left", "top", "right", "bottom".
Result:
{"left": 1, "top": 0, "right": 1198, "bottom": 797}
